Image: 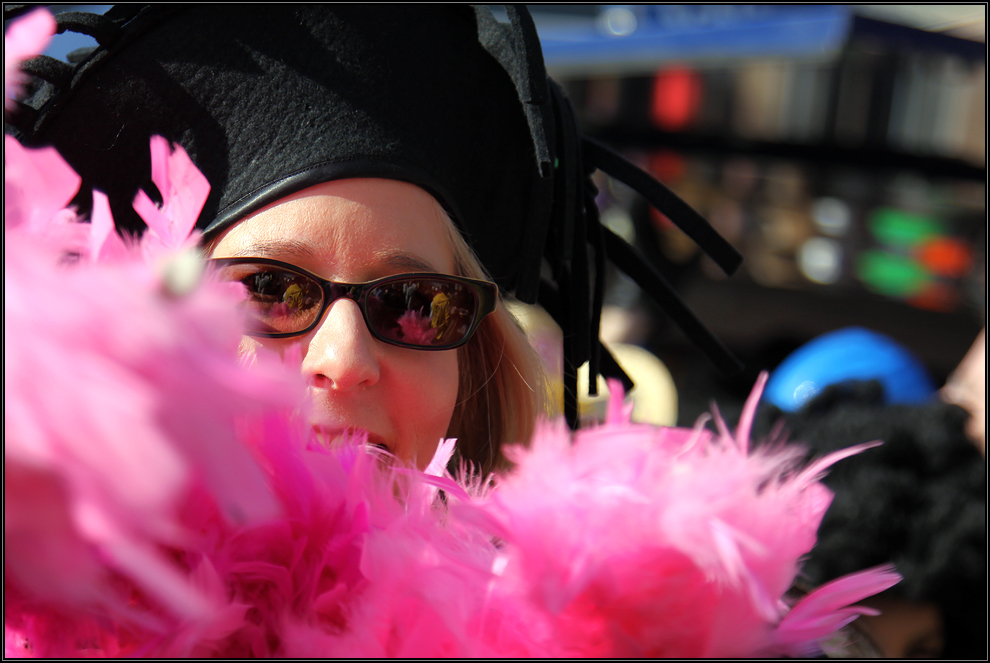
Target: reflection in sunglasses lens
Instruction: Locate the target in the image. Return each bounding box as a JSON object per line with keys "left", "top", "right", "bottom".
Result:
{"left": 241, "top": 268, "right": 322, "bottom": 334}
{"left": 368, "top": 279, "right": 476, "bottom": 347}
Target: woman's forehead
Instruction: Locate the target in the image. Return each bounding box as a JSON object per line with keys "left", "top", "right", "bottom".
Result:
{"left": 211, "top": 179, "right": 456, "bottom": 277}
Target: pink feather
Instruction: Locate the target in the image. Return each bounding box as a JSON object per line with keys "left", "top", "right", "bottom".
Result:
{"left": 776, "top": 564, "right": 901, "bottom": 656}
{"left": 4, "top": 7, "right": 55, "bottom": 109}
{"left": 396, "top": 309, "right": 437, "bottom": 345}
{"left": 5, "top": 131, "right": 901, "bottom": 658}
{"left": 734, "top": 369, "right": 768, "bottom": 454}
{"left": 4, "top": 136, "right": 82, "bottom": 236}
{"left": 132, "top": 135, "right": 210, "bottom": 257}
{"left": 89, "top": 189, "right": 132, "bottom": 263}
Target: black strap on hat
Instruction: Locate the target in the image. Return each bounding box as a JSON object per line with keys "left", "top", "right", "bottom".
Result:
{"left": 476, "top": 7, "right": 743, "bottom": 426}
{"left": 6, "top": 4, "right": 744, "bottom": 430}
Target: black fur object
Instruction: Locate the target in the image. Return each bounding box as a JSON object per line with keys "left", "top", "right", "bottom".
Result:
{"left": 753, "top": 381, "right": 986, "bottom": 659}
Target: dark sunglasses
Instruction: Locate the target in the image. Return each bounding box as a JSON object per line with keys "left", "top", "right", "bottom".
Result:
{"left": 209, "top": 257, "right": 498, "bottom": 350}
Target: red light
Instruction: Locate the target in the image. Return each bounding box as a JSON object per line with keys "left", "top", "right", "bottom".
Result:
{"left": 915, "top": 237, "right": 973, "bottom": 278}
{"left": 651, "top": 66, "right": 702, "bottom": 131}
{"left": 906, "top": 281, "right": 959, "bottom": 312}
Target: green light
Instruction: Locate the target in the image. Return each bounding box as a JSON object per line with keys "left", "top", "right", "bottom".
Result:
{"left": 868, "top": 208, "right": 944, "bottom": 247}
{"left": 856, "top": 250, "right": 931, "bottom": 298}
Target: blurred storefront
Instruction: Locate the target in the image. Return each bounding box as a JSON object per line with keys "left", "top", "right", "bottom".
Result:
{"left": 520, "top": 4, "right": 985, "bottom": 423}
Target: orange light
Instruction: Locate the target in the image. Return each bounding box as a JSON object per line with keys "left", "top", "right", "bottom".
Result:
{"left": 915, "top": 237, "right": 973, "bottom": 278}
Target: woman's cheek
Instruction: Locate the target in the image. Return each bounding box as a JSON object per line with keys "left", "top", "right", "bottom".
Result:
{"left": 402, "top": 350, "right": 459, "bottom": 464}
{"left": 415, "top": 350, "right": 459, "bottom": 422}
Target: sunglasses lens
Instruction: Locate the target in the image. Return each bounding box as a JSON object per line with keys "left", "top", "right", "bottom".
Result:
{"left": 217, "top": 263, "right": 324, "bottom": 334}
{"left": 367, "top": 277, "right": 479, "bottom": 347}
{"left": 213, "top": 261, "right": 490, "bottom": 347}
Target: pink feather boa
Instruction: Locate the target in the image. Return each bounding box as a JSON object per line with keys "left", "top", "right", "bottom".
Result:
{"left": 4, "top": 10, "right": 899, "bottom": 658}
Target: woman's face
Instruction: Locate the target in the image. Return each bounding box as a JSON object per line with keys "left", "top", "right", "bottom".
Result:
{"left": 211, "top": 179, "right": 460, "bottom": 469}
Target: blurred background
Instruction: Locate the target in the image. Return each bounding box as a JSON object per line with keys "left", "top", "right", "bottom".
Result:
{"left": 513, "top": 4, "right": 986, "bottom": 425}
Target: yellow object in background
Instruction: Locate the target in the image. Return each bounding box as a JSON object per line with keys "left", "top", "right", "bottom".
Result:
{"left": 508, "top": 301, "right": 678, "bottom": 427}
{"left": 577, "top": 342, "right": 678, "bottom": 427}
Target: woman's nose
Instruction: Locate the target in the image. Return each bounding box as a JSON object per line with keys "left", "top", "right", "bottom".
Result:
{"left": 301, "top": 299, "right": 380, "bottom": 391}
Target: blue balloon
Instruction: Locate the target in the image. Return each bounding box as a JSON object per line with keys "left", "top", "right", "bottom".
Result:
{"left": 764, "top": 327, "right": 936, "bottom": 411}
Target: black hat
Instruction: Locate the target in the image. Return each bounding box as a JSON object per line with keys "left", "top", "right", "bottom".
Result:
{"left": 6, "top": 4, "right": 743, "bottom": 427}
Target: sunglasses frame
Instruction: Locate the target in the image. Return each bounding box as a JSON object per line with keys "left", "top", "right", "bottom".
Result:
{"left": 210, "top": 257, "right": 499, "bottom": 350}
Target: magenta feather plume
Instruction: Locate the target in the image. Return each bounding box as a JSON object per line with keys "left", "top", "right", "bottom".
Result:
{"left": 3, "top": 7, "right": 54, "bottom": 111}
{"left": 5, "top": 10, "right": 900, "bottom": 658}
{"left": 396, "top": 309, "right": 439, "bottom": 345}
{"left": 777, "top": 564, "right": 900, "bottom": 649}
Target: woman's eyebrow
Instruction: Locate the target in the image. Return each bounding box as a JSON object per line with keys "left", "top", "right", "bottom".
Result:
{"left": 378, "top": 251, "right": 437, "bottom": 272}
{"left": 226, "top": 243, "right": 437, "bottom": 273}
{"left": 225, "top": 239, "right": 318, "bottom": 261}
